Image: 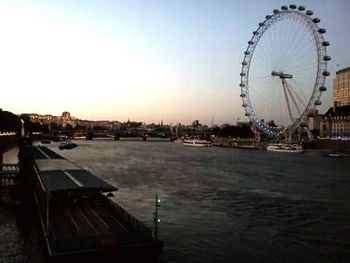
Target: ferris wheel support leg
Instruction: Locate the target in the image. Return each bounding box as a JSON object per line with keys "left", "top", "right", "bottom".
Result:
{"left": 281, "top": 79, "right": 294, "bottom": 123}
{"left": 305, "top": 127, "right": 314, "bottom": 142}
{"left": 295, "top": 124, "right": 314, "bottom": 142}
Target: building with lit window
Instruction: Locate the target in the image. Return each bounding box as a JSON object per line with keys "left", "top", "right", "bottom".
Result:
{"left": 321, "top": 106, "right": 350, "bottom": 138}
{"left": 23, "top": 112, "right": 76, "bottom": 128}
{"left": 320, "top": 66, "right": 350, "bottom": 139}
{"left": 61, "top": 111, "right": 76, "bottom": 128}
{"left": 333, "top": 66, "right": 350, "bottom": 107}
{"left": 26, "top": 113, "right": 53, "bottom": 124}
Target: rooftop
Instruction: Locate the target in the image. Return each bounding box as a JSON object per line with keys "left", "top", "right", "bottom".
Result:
{"left": 336, "top": 66, "right": 350, "bottom": 75}
{"left": 324, "top": 105, "right": 350, "bottom": 117}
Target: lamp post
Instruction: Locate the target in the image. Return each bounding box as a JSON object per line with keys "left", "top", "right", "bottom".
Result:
{"left": 154, "top": 194, "right": 161, "bottom": 240}
{"left": 20, "top": 119, "right": 25, "bottom": 137}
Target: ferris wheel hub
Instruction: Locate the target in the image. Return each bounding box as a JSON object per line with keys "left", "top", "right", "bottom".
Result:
{"left": 271, "top": 71, "right": 293, "bottom": 79}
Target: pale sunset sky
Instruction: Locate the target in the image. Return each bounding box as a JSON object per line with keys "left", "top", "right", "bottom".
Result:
{"left": 0, "top": 0, "right": 349, "bottom": 125}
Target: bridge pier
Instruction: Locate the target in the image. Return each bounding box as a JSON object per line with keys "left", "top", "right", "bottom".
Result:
{"left": 0, "top": 164, "right": 19, "bottom": 187}
{"left": 0, "top": 164, "right": 20, "bottom": 201}
{"left": 0, "top": 142, "right": 3, "bottom": 165}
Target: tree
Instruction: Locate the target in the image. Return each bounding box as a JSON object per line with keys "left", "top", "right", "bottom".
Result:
{"left": 19, "top": 114, "right": 43, "bottom": 133}
{"left": 192, "top": 120, "right": 200, "bottom": 130}
{"left": 1, "top": 110, "right": 21, "bottom": 133}
{"left": 65, "top": 124, "right": 73, "bottom": 130}
{"left": 211, "top": 124, "right": 254, "bottom": 138}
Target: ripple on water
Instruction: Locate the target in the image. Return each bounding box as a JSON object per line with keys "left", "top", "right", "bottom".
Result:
{"left": 2, "top": 141, "right": 350, "bottom": 262}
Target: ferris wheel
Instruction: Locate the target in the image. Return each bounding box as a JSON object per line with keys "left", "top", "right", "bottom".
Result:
{"left": 239, "top": 4, "right": 330, "bottom": 138}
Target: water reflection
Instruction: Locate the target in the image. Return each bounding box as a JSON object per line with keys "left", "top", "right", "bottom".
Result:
{"left": 1, "top": 140, "right": 350, "bottom": 262}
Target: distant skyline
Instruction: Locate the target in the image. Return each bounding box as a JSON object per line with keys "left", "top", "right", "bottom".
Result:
{"left": 1, "top": 0, "right": 349, "bottom": 125}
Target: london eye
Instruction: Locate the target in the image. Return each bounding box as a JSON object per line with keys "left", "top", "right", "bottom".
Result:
{"left": 239, "top": 4, "right": 330, "bottom": 138}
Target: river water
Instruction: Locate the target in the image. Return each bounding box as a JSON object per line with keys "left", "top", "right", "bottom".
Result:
{"left": 1, "top": 139, "right": 350, "bottom": 262}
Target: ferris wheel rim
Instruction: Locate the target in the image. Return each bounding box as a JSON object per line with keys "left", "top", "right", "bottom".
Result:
{"left": 239, "top": 5, "right": 330, "bottom": 137}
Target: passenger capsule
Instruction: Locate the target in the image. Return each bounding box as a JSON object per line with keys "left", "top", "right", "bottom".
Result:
{"left": 240, "top": 93, "right": 246, "bottom": 98}
{"left": 298, "top": 6, "right": 305, "bottom": 11}
{"left": 244, "top": 51, "right": 250, "bottom": 55}
{"left": 273, "top": 9, "right": 279, "bottom": 14}
{"left": 322, "top": 41, "right": 330, "bottom": 46}
{"left": 314, "top": 100, "right": 322, "bottom": 106}
{"left": 323, "top": 55, "right": 331, "bottom": 61}
{"left": 248, "top": 40, "right": 254, "bottom": 45}
{"left": 253, "top": 31, "right": 258, "bottom": 35}
{"left": 318, "top": 28, "right": 326, "bottom": 34}
{"left": 239, "top": 83, "right": 246, "bottom": 87}
{"left": 312, "top": 18, "right": 320, "bottom": 23}
{"left": 245, "top": 112, "right": 251, "bottom": 116}
{"left": 240, "top": 72, "right": 246, "bottom": 76}
{"left": 289, "top": 4, "right": 297, "bottom": 9}
{"left": 319, "top": 86, "right": 327, "bottom": 91}
{"left": 242, "top": 103, "right": 248, "bottom": 107}
{"left": 259, "top": 22, "right": 265, "bottom": 27}
{"left": 265, "top": 15, "right": 271, "bottom": 20}
{"left": 322, "top": 71, "right": 330, "bottom": 76}
{"left": 241, "top": 61, "right": 247, "bottom": 66}
{"left": 281, "top": 6, "right": 288, "bottom": 11}
{"left": 306, "top": 10, "right": 313, "bottom": 15}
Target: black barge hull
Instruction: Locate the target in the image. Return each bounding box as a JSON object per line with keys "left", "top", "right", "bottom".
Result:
{"left": 23, "top": 145, "right": 162, "bottom": 259}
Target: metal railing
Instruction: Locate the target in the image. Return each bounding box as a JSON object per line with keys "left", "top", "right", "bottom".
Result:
{"left": 102, "top": 197, "right": 153, "bottom": 240}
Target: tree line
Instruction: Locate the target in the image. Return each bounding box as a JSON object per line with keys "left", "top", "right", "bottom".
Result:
{"left": 0, "top": 109, "right": 21, "bottom": 133}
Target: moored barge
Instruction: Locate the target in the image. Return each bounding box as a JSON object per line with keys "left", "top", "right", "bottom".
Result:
{"left": 28, "top": 145, "right": 162, "bottom": 259}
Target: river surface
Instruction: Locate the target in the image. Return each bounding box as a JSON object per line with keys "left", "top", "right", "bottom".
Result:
{"left": 1, "top": 139, "right": 350, "bottom": 262}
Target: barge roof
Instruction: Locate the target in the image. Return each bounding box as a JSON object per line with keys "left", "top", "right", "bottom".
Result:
{"left": 32, "top": 146, "right": 117, "bottom": 193}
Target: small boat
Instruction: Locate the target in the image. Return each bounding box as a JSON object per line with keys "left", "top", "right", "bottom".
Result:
{"left": 327, "top": 152, "right": 348, "bottom": 158}
{"left": 266, "top": 143, "right": 303, "bottom": 153}
{"left": 173, "top": 137, "right": 184, "bottom": 144}
{"left": 182, "top": 138, "right": 212, "bottom": 147}
{"left": 41, "top": 134, "right": 51, "bottom": 144}
{"left": 58, "top": 139, "right": 78, "bottom": 150}
{"left": 41, "top": 138, "right": 51, "bottom": 144}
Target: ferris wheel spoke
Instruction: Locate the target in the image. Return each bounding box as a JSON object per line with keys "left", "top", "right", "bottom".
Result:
{"left": 253, "top": 79, "right": 282, "bottom": 122}
{"left": 255, "top": 39, "right": 276, "bottom": 70}
{"left": 287, "top": 62, "right": 317, "bottom": 75}
{"left": 289, "top": 49, "right": 316, "bottom": 68}
{"left": 287, "top": 35, "right": 316, "bottom": 67}
{"left": 268, "top": 25, "right": 281, "bottom": 69}
{"left": 287, "top": 42, "right": 316, "bottom": 65}
{"left": 286, "top": 37, "right": 312, "bottom": 65}
{"left": 251, "top": 74, "right": 272, "bottom": 84}
{"left": 289, "top": 79, "right": 308, "bottom": 107}
{"left": 285, "top": 56, "right": 317, "bottom": 72}
{"left": 281, "top": 20, "right": 300, "bottom": 68}
{"left": 253, "top": 54, "right": 272, "bottom": 72}
{"left": 293, "top": 23, "right": 314, "bottom": 47}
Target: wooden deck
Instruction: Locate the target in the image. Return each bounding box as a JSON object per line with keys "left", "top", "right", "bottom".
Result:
{"left": 51, "top": 196, "right": 129, "bottom": 239}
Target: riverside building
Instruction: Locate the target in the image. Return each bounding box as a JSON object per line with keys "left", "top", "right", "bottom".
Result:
{"left": 320, "top": 66, "right": 350, "bottom": 139}
{"left": 333, "top": 66, "right": 350, "bottom": 107}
